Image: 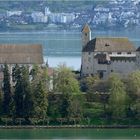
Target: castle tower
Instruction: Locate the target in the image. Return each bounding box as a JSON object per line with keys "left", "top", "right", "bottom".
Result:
{"left": 81, "top": 23, "right": 91, "bottom": 49}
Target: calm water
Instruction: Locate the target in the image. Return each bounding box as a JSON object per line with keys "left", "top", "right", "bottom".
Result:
{"left": 0, "top": 27, "right": 140, "bottom": 69}
{"left": 0, "top": 128, "right": 139, "bottom": 139}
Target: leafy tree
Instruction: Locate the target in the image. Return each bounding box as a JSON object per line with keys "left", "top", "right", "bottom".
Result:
{"left": 127, "top": 71, "right": 140, "bottom": 99}
{"left": 108, "top": 73, "right": 127, "bottom": 119}
{"left": 85, "top": 75, "right": 99, "bottom": 102}
{"left": 55, "top": 65, "right": 80, "bottom": 94}
{"left": 126, "top": 71, "right": 140, "bottom": 119}
{"left": 3, "top": 64, "right": 12, "bottom": 116}
{"left": 54, "top": 65, "right": 80, "bottom": 118}
{"left": 68, "top": 94, "right": 84, "bottom": 120}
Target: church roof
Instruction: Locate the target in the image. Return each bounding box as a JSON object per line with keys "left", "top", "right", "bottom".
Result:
{"left": 81, "top": 23, "right": 91, "bottom": 33}
{"left": 0, "top": 44, "right": 43, "bottom": 64}
{"left": 82, "top": 37, "right": 136, "bottom": 52}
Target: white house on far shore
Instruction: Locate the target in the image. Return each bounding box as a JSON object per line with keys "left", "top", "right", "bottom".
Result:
{"left": 81, "top": 24, "right": 140, "bottom": 79}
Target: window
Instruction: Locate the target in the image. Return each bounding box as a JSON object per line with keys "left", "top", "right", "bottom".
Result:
{"left": 117, "top": 52, "right": 121, "bottom": 55}
{"left": 98, "top": 58, "right": 106, "bottom": 64}
{"left": 108, "top": 52, "right": 112, "bottom": 54}
{"left": 88, "top": 52, "right": 91, "bottom": 55}
{"left": 127, "top": 52, "right": 131, "bottom": 54}
{"left": 85, "top": 33, "right": 87, "bottom": 36}
{"left": 105, "top": 43, "right": 110, "bottom": 47}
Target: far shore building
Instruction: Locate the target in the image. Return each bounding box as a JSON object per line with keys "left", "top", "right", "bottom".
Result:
{"left": 81, "top": 24, "right": 140, "bottom": 79}
{"left": 0, "top": 44, "right": 43, "bottom": 84}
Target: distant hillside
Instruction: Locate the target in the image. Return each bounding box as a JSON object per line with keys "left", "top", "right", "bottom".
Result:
{"left": 0, "top": 1, "right": 107, "bottom": 13}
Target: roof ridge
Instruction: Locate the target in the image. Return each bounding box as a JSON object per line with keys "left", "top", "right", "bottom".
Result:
{"left": 95, "top": 37, "right": 128, "bottom": 39}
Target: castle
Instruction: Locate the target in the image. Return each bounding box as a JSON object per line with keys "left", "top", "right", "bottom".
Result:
{"left": 81, "top": 24, "right": 140, "bottom": 79}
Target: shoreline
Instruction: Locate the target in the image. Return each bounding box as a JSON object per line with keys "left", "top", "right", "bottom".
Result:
{"left": 0, "top": 125, "right": 140, "bottom": 129}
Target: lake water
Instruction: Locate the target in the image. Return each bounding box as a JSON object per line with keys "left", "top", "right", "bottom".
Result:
{"left": 0, "top": 27, "right": 140, "bottom": 70}
{"left": 0, "top": 128, "right": 139, "bottom": 139}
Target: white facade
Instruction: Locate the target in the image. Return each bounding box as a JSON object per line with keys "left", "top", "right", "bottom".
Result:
{"left": 49, "top": 13, "right": 75, "bottom": 24}
{"left": 7, "top": 11, "right": 22, "bottom": 17}
{"left": 31, "top": 12, "right": 48, "bottom": 23}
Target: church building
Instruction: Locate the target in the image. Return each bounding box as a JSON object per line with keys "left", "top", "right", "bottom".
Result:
{"left": 0, "top": 44, "right": 43, "bottom": 84}
{"left": 81, "top": 24, "right": 140, "bottom": 79}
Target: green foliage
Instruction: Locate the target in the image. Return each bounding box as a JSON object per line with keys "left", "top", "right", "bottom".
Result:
{"left": 31, "top": 66, "right": 48, "bottom": 120}
{"left": 14, "top": 65, "right": 32, "bottom": 118}
{"left": 55, "top": 65, "right": 80, "bottom": 95}
{"left": 53, "top": 65, "right": 81, "bottom": 118}
{"left": 59, "top": 93, "right": 71, "bottom": 118}
{"left": 14, "top": 65, "right": 23, "bottom": 117}
{"left": 127, "top": 71, "right": 140, "bottom": 99}
{"left": 3, "top": 64, "right": 12, "bottom": 116}
{"left": 0, "top": 90, "right": 3, "bottom": 116}
{"left": 108, "top": 73, "right": 128, "bottom": 119}
{"left": 68, "top": 94, "right": 85, "bottom": 119}
{"left": 125, "top": 71, "right": 140, "bottom": 119}
{"left": 84, "top": 102, "right": 104, "bottom": 119}
{"left": 1, "top": 64, "right": 140, "bottom": 125}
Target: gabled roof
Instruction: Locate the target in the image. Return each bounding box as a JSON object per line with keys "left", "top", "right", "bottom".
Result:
{"left": 0, "top": 44, "right": 43, "bottom": 64}
{"left": 81, "top": 23, "right": 91, "bottom": 33}
{"left": 82, "top": 37, "right": 136, "bottom": 52}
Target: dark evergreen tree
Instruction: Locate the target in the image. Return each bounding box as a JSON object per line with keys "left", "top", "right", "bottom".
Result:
{"left": 33, "top": 81, "right": 48, "bottom": 119}
{"left": 30, "top": 66, "right": 48, "bottom": 120}
{"left": 14, "top": 65, "right": 33, "bottom": 119}
{"left": 0, "top": 90, "right": 3, "bottom": 117}
{"left": 21, "top": 66, "right": 33, "bottom": 120}
{"left": 3, "top": 64, "right": 12, "bottom": 116}
{"left": 14, "top": 65, "right": 24, "bottom": 117}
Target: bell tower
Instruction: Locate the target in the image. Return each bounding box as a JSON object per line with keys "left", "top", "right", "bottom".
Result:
{"left": 81, "top": 23, "right": 91, "bottom": 49}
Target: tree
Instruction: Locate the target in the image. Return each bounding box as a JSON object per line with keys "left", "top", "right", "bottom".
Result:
{"left": 68, "top": 94, "right": 84, "bottom": 121}
{"left": 85, "top": 75, "right": 99, "bottom": 102}
{"left": 55, "top": 65, "right": 80, "bottom": 94}
{"left": 3, "top": 64, "right": 12, "bottom": 116}
{"left": 0, "top": 90, "right": 3, "bottom": 117}
{"left": 14, "top": 65, "right": 33, "bottom": 119}
{"left": 21, "top": 66, "right": 33, "bottom": 120}
{"left": 31, "top": 66, "right": 48, "bottom": 120}
{"left": 54, "top": 65, "right": 80, "bottom": 118}
{"left": 33, "top": 81, "right": 48, "bottom": 120}
{"left": 126, "top": 71, "right": 140, "bottom": 119}
{"left": 108, "top": 73, "right": 128, "bottom": 119}
{"left": 127, "top": 71, "right": 140, "bottom": 99}
{"left": 13, "top": 65, "right": 23, "bottom": 117}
